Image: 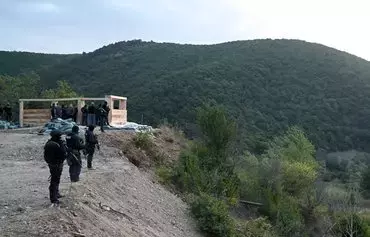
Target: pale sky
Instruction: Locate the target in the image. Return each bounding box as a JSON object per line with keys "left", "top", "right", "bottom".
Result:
{"left": 1, "top": 0, "right": 369, "bottom": 60}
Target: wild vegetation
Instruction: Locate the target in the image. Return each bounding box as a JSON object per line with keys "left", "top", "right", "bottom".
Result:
{"left": 154, "top": 105, "right": 370, "bottom": 237}
{"left": 35, "top": 39, "right": 370, "bottom": 153}
{"left": 3, "top": 39, "right": 370, "bottom": 152}
{"left": 0, "top": 51, "right": 76, "bottom": 76}
{"left": 3, "top": 39, "right": 370, "bottom": 236}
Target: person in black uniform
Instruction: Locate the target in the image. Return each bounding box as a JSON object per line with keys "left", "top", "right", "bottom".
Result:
{"left": 81, "top": 104, "right": 88, "bottom": 126}
{"left": 102, "top": 101, "right": 110, "bottom": 126}
{"left": 44, "top": 130, "right": 67, "bottom": 205}
{"left": 4, "top": 103, "right": 12, "bottom": 122}
{"left": 66, "top": 126, "right": 85, "bottom": 182}
{"left": 97, "top": 104, "right": 106, "bottom": 132}
{"left": 51, "top": 103, "right": 57, "bottom": 120}
{"left": 87, "top": 102, "right": 96, "bottom": 126}
{"left": 85, "top": 125, "right": 99, "bottom": 169}
{"left": 0, "top": 104, "right": 4, "bottom": 119}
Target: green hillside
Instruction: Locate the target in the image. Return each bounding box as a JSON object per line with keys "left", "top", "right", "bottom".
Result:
{"left": 0, "top": 51, "right": 77, "bottom": 76}
{"left": 2, "top": 39, "right": 370, "bottom": 152}
{"left": 37, "top": 39, "right": 370, "bottom": 152}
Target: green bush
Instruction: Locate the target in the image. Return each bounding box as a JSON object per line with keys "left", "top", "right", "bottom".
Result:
{"left": 174, "top": 146, "right": 207, "bottom": 194}
{"left": 274, "top": 196, "right": 304, "bottom": 236}
{"left": 361, "top": 166, "right": 370, "bottom": 198}
{"left": 243, "top": 217, "right": 278, "bottom": 237}
{"left": 133, "top": 132, "right": 153, "bottom": 150}
{"left": 332, "top": 213, "right": 370, "bottom": 237}
{"left": 155, "top": 166, "right": 174, "bottom": 185}
{"left": 190, "top": 193, "right": 237, "bottom": 237}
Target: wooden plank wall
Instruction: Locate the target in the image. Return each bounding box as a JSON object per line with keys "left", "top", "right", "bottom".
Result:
{"left": 23, "top": 109, "right": 50, "bottom": 126}
{"left": 111, "top": 109, "right": 127, "bottom": 125}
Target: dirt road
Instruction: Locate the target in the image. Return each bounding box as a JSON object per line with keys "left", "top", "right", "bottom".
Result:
{"left": 0, "top": 131, "right": 201, "bottom": 237}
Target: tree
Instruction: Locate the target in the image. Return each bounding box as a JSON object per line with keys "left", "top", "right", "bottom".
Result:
{"left": 41, "top": 80, "right": 79, "bottom": 99}
{"left": 360, "top": 166, "right": 370, "bottom": 198}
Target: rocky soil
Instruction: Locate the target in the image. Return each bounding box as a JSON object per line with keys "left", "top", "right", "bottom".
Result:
{"left": 0, "top": 130, "right": 202, "bottom": 237}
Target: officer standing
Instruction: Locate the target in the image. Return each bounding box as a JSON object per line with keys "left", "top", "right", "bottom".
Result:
{"left": 85, "top": 125, "right": 99, "bottom": 169}
{"left": 102, "top": 101, "right": 110, "bottom": 126}
{"left": 44, "top": 130, "right": 67, "bottom": 205}
{"left": 4, "top": 103, "right": 12, "bottom": 122}
{"left": 66, "top": 126, "right": 85, "bottom": 182}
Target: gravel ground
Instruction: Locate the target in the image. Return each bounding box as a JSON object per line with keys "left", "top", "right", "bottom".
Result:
{"left": 0, "top": 131, "right": 202, "bottom": 237}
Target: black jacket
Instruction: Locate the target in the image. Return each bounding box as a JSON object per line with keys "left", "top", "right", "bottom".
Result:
{"left": 88, "top": 105, "right": 96, "bottom": 114}
{"left": 44, "top": 138, "right": 67, "bottom": 164}
{"left": 66, "top": 133, "right": 85, "bottom": 151}
{"left": 102, "top": 104, "right": 110, "bottom": 116}
{"left": 85, "top": 130, "right": 98, "bottom": 148}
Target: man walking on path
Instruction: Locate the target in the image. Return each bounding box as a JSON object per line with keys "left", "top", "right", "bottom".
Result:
{"left": 66, "top": 126, "right": 85, "bottom": 182}
{"left": 44, "top": 130, "right": 67, "bottom": 205}
{"left": 85, "top": 125, "right": 99, "bottom": 169}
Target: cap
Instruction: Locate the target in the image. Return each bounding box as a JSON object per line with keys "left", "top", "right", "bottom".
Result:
{"left": 50, "top": 130, "right": 62, "bottom": 138}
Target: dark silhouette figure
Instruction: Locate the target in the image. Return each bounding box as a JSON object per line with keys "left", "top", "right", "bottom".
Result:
{"left": 102, "top": 101, "right": 111, "bottom": 126}
{"left": 44, "top": 130, "right": 67, "bottom": 204}
{"left": 4, "top": 103, "right": 12, "bottom": 122}
{"left": 61, "top": 105, "right": 67, "bottom": 120}
{"left": 85, "top": 125, "right": 99, "bottom": 169}
{"left": 66, "top": 126, "right": 85, "bottom": 182}
{"left": 81, "top": 105, "right": 88, "bottom": 126}
{"left": 87, "top": 103, "right": 96, "bottom": 125}
{"left": 51, "top": 103, "right": 57, "bottom": 120}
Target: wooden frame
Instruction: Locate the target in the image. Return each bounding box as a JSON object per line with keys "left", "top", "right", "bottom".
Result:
{"left": 19, "top": 95, "right": 127, "bottom": 127}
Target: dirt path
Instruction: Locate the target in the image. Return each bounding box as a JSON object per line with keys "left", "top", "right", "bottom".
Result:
{"left": 0, "top": 132, "right": 201, "bottom": 237}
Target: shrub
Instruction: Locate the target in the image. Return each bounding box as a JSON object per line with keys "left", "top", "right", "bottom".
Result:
{"left": 361, "top": 166, "right": 370, "bottom": 198}
{"left": 190, "top": 193, "right": 237, "bottom": 237}
{"left": 332, "top": 213, "right": 370, "bottom": 237}
{"left": 274, "top": 195, "right": 304, "bottom": 236}
{"left": 243, "top": 217, "right": 278, "bottom": 237}
{"left": 174, "top": 147, "right": 208, "bottom": 194}
{"left": 133, "top": 132, "right": 153, "bottom": 150}
{"left": 155, "top": 165, "right": 174, "bottom": 185}
{"left": 281, "top": 161, "right": 318, "bottom": 196}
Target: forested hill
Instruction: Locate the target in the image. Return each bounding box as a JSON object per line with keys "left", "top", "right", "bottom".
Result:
{"left": 5, "top": 39, "right": 370, "bottom": 152}
{"left": 0, "top": 51, "right": 77, "bottom": 76}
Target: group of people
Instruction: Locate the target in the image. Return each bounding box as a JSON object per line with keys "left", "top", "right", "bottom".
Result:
{"left": 50, "top": 101, "right": 111, "bottom": 132}
{"left": 0, "top": 103, "right": 12, "bottom": 121}
{"left": 51, "top": 103, "right": 78, "bottom": 122}
{"left": 81, "top": 101, "right": 110, "bottom": 132}
{"left": 43, "top": 125, "right": 99, "bottom": 205}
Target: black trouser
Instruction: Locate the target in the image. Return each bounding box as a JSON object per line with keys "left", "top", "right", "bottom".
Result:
{"left": 5, "top": 113, "right": 12, "bottom": 122}
{"left": 69, "top": 152, "right": 82, "bottom": 182}
{"left": 82, "top": 114, "right": 87, "bottom": 126}
{"left": 87, "top": 147, "right": 95, "bottom": 168}
{"left": 48, "top": 163, "right": 63, "bottom": 203}
{"left": 100, "top": 116, "right": 105, "bottom": 132}
{"left": 104, "top": 115, "right": 110, "bottom": 126}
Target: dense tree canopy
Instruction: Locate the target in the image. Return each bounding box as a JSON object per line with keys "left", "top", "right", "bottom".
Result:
{"left": 3, "top": 39, "right": 370, "bottom": 152}
{"left": 0, "top": 51, "right": 76, "bottom": 76}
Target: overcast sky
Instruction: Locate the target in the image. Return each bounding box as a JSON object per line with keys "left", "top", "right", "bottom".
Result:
{"left": 1, "top": 0, "right": 369, "bottom": 60}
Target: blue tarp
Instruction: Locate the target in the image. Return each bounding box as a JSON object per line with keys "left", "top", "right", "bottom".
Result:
{"left": 38, "top": 118, "right": 77, "bottom": 135}
{"left": 0, "top": 120, "right": 20, "bottom": 129}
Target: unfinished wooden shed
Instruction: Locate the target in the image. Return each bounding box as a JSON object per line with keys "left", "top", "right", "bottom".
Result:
{"left": 19, "top": 95, "right": 127, "bottom": 127}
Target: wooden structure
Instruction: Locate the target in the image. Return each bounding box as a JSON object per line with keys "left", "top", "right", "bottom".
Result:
{"left": 19, "top": 95, "right": 127, "bottom": 127}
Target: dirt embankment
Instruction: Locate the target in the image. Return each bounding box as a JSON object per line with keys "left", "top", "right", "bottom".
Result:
{"left": 0, "top": 130, "right": 201, "bottom": 237}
